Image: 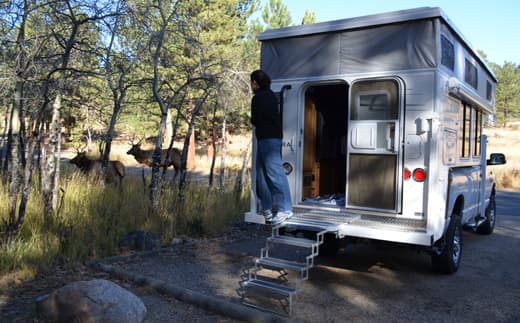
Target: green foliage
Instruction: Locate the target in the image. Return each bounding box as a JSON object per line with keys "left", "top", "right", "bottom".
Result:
{"left": 491, "top": 61, "right": 520, "bottom": 126}
{"left": 0, "top": 167, "right": 250, "bottom": 275}
{"left": 262, "top": 0, "right": 292, "bottom": 28}
{"left": 302, "top": 9, "right": 317, "bottom": 24}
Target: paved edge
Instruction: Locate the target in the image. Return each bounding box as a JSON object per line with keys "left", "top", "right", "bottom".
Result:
{"left": 86, "top": 259, "right": 290, "bottom": 323}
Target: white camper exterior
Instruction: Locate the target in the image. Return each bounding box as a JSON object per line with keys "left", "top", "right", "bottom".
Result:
{"left": 245, "top": 7, "right": 506, "bottom": 273}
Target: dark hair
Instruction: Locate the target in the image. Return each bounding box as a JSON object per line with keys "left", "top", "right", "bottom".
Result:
{"left": 250, "top": 70, "right": 271, "bottom": 89}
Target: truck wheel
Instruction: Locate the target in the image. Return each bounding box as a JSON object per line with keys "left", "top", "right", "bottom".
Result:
{"left": 476, "top": 193, "right": 496, "bottom": 235}
{"left": 431, "top": 215, "right": 462, "bottom": 274}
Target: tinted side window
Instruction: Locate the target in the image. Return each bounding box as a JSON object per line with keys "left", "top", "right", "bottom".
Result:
{"left": 459, "top": 103, "right": 471, "bottom": 158}
{"left": 474, "top": 110, "right": 482, "bottom": 156}
{"left": 465, "top": 59, "right": 478, "bottom": 89}
{"left": 441, "top": 35, "right": 455, "bottom": 70}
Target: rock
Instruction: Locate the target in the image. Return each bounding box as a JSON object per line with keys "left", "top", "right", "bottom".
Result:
{"left": 118, "top": 231, "right": 161, "bottom": 251}
{"left": 171, "top": 237, "right": 184, "bottom": 245}
{"left": 171, "top": 235, "right": 192, "bottom": 245}
{"left": 36, "top": 279, "right": 146, "bottom": 323}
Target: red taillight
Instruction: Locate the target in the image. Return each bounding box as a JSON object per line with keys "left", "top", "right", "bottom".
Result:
{"left": 413, "top": 168, "right": 427, "bottom": 182}
{"left": 403, "top": 168, "right": 411, "bottom": 180}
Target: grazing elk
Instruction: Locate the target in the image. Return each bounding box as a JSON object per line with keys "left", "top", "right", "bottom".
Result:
{"left": 69, "top": 152, "right": 126, "bottom": 189}
{"left": 126, "top": 143, "right": 181, "bottom": 179}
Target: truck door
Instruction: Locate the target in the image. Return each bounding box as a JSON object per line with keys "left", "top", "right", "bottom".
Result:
{"left": 346, "top": 79, "right": 403, "bottom": 212}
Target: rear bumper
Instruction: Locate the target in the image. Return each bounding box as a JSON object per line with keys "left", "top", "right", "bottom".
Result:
{"left": 338, "top": 223, "right": 433, "bottom": 246}
{"left": 244, "top": 208, "right": 434, "bottom": 246}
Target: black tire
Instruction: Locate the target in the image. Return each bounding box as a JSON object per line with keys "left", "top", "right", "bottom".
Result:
{"left": 476, "top": 193, "right": 496, "bottom": 235}
{"left": 319, "top": 234, "right": 340, "bottom": 257}
{"left": 432, "top": 215, "right": 462, "bottom": 274}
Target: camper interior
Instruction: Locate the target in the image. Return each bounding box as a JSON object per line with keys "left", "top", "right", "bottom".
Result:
{"left": 302, "top": 83, "right": 347, "bottom": 206}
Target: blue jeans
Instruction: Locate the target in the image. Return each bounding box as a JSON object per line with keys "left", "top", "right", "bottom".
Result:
{"left": 256, "top": 138, "right": 292, "bottom": 213}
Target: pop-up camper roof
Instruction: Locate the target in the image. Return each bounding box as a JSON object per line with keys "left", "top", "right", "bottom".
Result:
{"left": 259, "top": 7, "right": 496, "bottom": 84}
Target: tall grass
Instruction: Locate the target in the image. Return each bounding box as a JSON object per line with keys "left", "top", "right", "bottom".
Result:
{"left": 0, "top": 163, "right": 250, "bottom": 275}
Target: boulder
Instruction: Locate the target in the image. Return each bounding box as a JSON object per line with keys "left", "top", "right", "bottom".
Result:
{"left": 118, "top": 231, "right": 161, "bottom": 251}
{"left": 37, "top": 279, "right": 146, "bottom": 323}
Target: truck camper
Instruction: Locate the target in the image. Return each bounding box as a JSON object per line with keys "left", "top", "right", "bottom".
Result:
{"left": 241, "top": 7, "right": 506, "bottom": 315}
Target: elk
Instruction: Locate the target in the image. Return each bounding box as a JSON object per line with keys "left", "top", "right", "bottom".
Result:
{"left": 126, "top": 143, "right": 181, "bottom": 179}
{"left": 69, "top": 152, "right": 126, "bottom": 189}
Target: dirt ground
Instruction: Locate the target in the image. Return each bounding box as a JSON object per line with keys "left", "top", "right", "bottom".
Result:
{"left": 1, "top": 191, "right": 519, "bottom": 322}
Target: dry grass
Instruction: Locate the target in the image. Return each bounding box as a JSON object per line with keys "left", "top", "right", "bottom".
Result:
{"left": 0, "top": 133, "right": 254, "bottom": 275}
{"left": 63, "top": 133, "right": 253, "bottom": 173}
{"left": 485, "top": 126, "right": 520, "bottom": 190}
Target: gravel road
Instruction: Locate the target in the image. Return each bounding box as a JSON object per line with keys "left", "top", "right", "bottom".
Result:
{"left": 105, "top": 190, "right": 520, "bottom": 323}
{"left": 2, "top": 191, "right": 518, "bottom": 322}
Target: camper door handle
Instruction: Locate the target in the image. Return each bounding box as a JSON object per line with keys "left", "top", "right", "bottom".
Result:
{"left": 386, "top": 123, "right": 397, "bottom": 152}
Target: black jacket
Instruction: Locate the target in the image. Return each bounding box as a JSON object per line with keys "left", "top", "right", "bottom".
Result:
{"left": 251, "top": 88, "right": 282, "bottom": 140}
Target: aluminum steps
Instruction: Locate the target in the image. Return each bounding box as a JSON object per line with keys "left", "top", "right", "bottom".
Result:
{"left": 242, "top": 279, "right": 296, "bottom": 299}
{"left": 257, "top": 256, "right": 310, "bottom": 272}
{"left": 267, "top": 235, "right": 316, "bottom": 249}
{"left": 240, "top": 220, "right": 340, "bottom": 316}
{"left": 281, "top": 218, "right": 343, "bottom": 232}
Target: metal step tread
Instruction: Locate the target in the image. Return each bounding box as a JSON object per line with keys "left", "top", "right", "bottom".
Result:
{"left": 267, "top": 235, "right": 316, "bottom": 248}
{"left": 280, "top": 218, "right": 342, "bottom": 232}
{"left": 293, "top": 208, "right": 426, "bottom": 231}
{"left": 243, "top": 279, "right": 296, "bottom": 297}
{"left": 257, "top": 256, "right": 310, "bottom": 271}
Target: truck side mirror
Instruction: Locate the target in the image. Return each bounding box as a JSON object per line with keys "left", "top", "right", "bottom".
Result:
{"left": 487, "top": 153, "right": 506, "bottom": 165}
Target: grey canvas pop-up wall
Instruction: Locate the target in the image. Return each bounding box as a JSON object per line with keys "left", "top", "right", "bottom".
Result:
{"left": 258, "top": 6, "right": 496, "bottom": 115}
{"left": 261, "top": 20, "right": 437, "bottom": 78}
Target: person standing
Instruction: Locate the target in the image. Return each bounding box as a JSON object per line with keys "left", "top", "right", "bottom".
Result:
{"left": 250, "top": 69, "right": 293, "bottom": 225}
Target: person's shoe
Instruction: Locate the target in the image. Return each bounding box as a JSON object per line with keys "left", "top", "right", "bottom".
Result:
{"left": 271, "top": 210, "right": 293, "bottom": 225}
{"left": 263, "top": 210, "right": 273, "bottom": 223}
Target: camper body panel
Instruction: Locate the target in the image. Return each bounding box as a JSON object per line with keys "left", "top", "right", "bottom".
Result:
{"left": 247, "top": 8, "right": 502, "bottom": 260}
{"left": 252, "top": 70, "right": 443, "bottom": 246}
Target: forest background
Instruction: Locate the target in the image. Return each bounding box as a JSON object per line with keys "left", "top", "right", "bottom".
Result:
{"left": 0, "top": 0, "right": 519, "bottom": 276}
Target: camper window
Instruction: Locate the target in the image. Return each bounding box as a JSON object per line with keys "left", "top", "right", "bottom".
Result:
{"left": 459, "top": 103, "right": 472, "bottom": 158}
{"left": 441, "top": 35, "right": 455, "bottom": 71}
{"left": 459, "top": 103, "right": 483, "bottom": 159}
{"left": 465, "top": 59, "right": 478, "bottom": 89}
{"left": 474, "top": 110, "right": 482, "bottom": 156}
{"left": 486, "top": 81, "right": 492, "bottom": 101}
{"left": 351, "top": 80, "right": 398, "bottom": 121}
{"left": 354, "top": 91, "right": 392, "bottom": 120}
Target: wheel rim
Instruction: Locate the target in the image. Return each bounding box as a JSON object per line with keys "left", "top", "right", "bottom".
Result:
{"left": 452, "top": 225, "right": 461, "bottom": 264}
{"left": 489, "top": 199, "right": 496, "bottom": 226}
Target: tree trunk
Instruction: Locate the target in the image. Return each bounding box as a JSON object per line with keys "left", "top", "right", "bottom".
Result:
{"left": 164, "top": 108, "right": 173, "bottom": 149}
{"left": 17, "top": 137, "right": 38, "bottom": 231}
{"left": 187, "top": 129, "right": 196, "bottom": 170}
{"left": 7, "top": 81, "right": 23, "bottom": 231}
{"left": 178, "top": 93, "right": 210, "bottom": 201}
{"left": 42, "top": 94, "right": 61, "bottom": 219}
{"left": 235, "top": 138, "right": 252, "bottom": 198}
{"left": 52, "top": 96, "right": 62, "bottom": 210}
{"left": 0, "top": 110, "right": 8, "bottom": 172}
{"left": 208, "top": 127, "right": 217, "bottom": 187}
{"left": 218, "top": 103, "right": 228, "bottom": 189}
{"left": 149, "top": 113, "right": 167, "bottom": 212}
{"left": 102, "top": 98, "right": 122, "bottom": 170}
{"left": 162, "top": 110, "right": 180, "bottom": 182}
{"left": 503, "top": 102, "right": 509, "bottom": 127}
{"left": 4, "top": 0, "right": 29, "bottom": 235}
